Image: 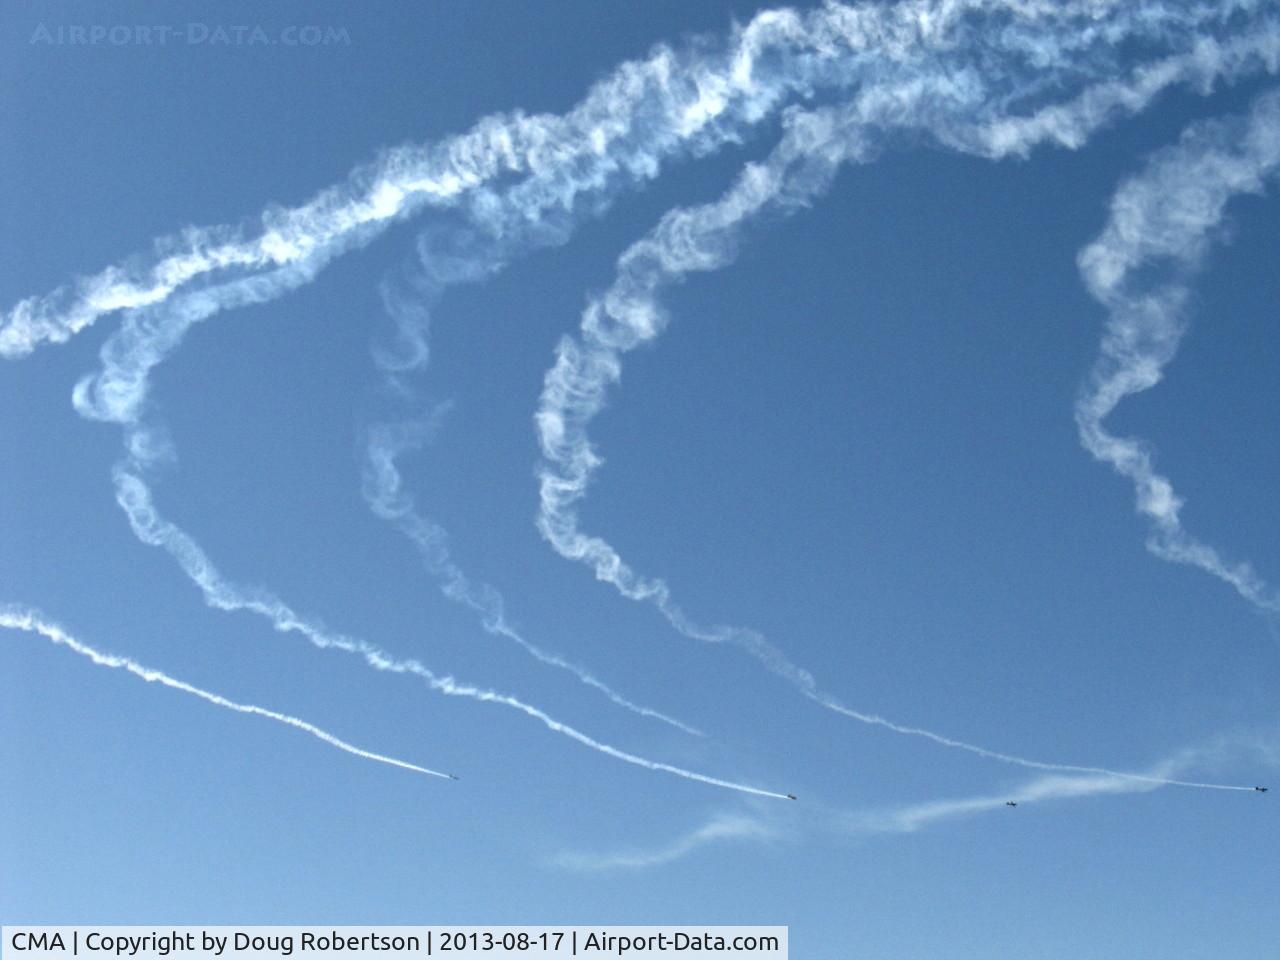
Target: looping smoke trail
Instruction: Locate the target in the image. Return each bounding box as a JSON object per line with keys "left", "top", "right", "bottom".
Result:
{"left": 533, "top": 53, "right": 1278, "bottom": 789}
{"left": 362, "top": 419, "right": 705, "bottom": 737}
{"left": 1076, "top": 89, "right": 1280, "bottom": 612}
{"left": 55, "top": 156, "right": 732, "bottom": 786}
{"left": 109, "top": 469, "right": 789, "bottom": 801}
{"left": 360, "top": 226, "right": 702, "bottom": 738}
{"left": 533, "top": 30, "right": 1280, "bottom": 619}
{"left": 0, "top": 604, "right": 451, "bottom": 779}
{"left": 65, "top": 203, "right": 703, "bottom": 741}
{"left": 4, "top": 0, "right": 1278, "bottom": 801}
{"left": 2, "top": 1, "right": 1273, "bottom": 359}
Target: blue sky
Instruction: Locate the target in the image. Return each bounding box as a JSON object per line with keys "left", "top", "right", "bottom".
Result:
{"left": 3, "top": 1, "right": 1280, "bottom": 955}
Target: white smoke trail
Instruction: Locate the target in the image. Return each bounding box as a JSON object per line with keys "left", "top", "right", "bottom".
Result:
{"left": 65, "top": 7, "right": 1276, "bottom": 796}
{"left": 107, "top": 468, "right": 789, "bottom": 800}
{"left": 6, "top": 0, "right": 1277, "bottom": 804}
{"left": 62, "top": 2, "right": 1277, "bottom": 428}
{"left": 849, "top": 739, "right": 1267, "bottom": 833}
{"left": 62, "top": 220, "right": 705, "bottom": 742}
{"left": 362, "top": 418, "right": 704, "bottom": 737}
{"left": 52, "top": 199, "right": 746, "bottom": 793}
{"left": 813, "top": 690, "right": 1262, "bottom": 790}
{"left": 532, "top": 36, "right": 1280, "bottom": 623}
{"left": 2, "top": 2, "right": 1273, "bottom": 361}
{"left": 558, "top": 740, "right": 1270, "bottom": 869}
{"left": 1076, "top": 89, "right": 1280, "bottom": 611}
{"left": 0, "top": 603, "right": 451, "bottom": 778}
{"left": 363, "top": 234, "right": 702, "bottom": 737}
{"left": 365, "top": 33, "right": 1258, "bottom": 755}
{"left": 533, "top": 63, "right": 1280, "bottom": 788}
{"left": 556, "top": 774, "right": 1170, "bottom": 870}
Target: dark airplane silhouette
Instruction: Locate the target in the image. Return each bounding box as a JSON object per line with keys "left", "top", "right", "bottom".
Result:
{"left": 785, "top": 794, "right": 797, "bottom": 801}
{"left": 1005, "top": 801, "right": 1017, "bottom": 807}
{"left": 1256, "top": 786, "right": 1269, "bottom": 793}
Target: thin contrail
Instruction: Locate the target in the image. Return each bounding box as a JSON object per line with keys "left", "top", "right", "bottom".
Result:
{"left": 2, "top": 2, "right": 1271, "bottom": 360}
{"left": 1076, "top": 89, "right": 1280, "bottom": 612}
{"left": 362, "top": 418, "right": 704, "bottom": 737}
{"left": 0, "top": 604, "right": 452, "bottom": 779}
{"left": 107, "top": 470, "right": 790, "bottom": 801}
{"left": 811, "top": 692, "right": 1260, "bottom": 791}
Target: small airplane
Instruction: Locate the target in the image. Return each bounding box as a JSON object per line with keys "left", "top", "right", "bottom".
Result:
{"left": 1005, "top": 801, "right": 1018, "bottom": 807}
{"left": 448, "top": 774, "right": 460, "bottom": 781}
{"left": 1256, "top": 786, "right": 1269, "bottom": 793}
{"left": 785, "top": 794, "right": 797, "bottom": 801}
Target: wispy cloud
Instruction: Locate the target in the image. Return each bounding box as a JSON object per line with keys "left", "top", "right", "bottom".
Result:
{"left": 555, "top": 813, "right": 779, "bottom": 871}
{"left": 850, "top": 770, "right": 1168, "bottom": 835}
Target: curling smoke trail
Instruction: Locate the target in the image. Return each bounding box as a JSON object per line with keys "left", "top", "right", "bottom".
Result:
{"left": 4, "top": 0, "right": 1278, "bottom": 800}
{"left": 1076, "top": 89, "right": 1280, "bottom": 612}
{"left": 55, "top": 189, "right": 735, "bottom": 790}
{"left": 532, "top": 32, "right": 1280, "bottom": 625}
{"left": 0, "top": 604, "right": 451, "bottom": 778}
{"left": 534, "top": 81, "right": 1279, "bottom": 789}
{"left": 362, "top": 418, "right": 704, "bottom": 737}
{"left": 61, "top": 212, "right": 704, "bottom": 742}
{"left": 3, "top": 2, "right": 1276, "bottom": 360}
{"left": 71, "top": 4, "right": 1280, "bottom": 793}
{"left": 106, "top": 471, "right": 790, "bottom": 800}
{"left": 63, "top": 2, "right": 1280, "bottom": 430}
{"left": 363, "top": 233, "right": 701, "bottom": 737}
